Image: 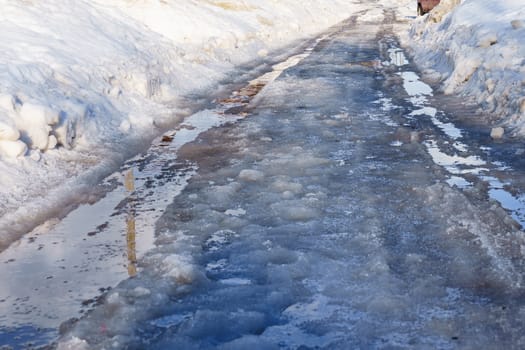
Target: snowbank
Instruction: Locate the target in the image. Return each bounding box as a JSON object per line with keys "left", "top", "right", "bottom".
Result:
{"left": 405, "top": 0, "right": 525, "bottom": 134}
{"left": 0, "top": 0, "right": 364, "bottom": 249}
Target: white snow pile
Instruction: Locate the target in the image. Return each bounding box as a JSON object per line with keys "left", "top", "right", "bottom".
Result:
{"left": 405, "top": 0, "right": 525, "bottom": 134}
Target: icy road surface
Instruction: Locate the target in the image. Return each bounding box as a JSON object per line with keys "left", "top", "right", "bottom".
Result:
{"left": 4, "top": 9, "right": 525, "bottom": 350}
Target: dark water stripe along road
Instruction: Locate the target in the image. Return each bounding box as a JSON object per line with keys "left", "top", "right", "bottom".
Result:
{"left": 59, "top": 11, "right": 525, "bottom": 350}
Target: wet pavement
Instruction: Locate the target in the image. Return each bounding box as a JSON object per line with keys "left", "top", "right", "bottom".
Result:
{"left": 3, "top": 7, "right": 525, "bottom": 350}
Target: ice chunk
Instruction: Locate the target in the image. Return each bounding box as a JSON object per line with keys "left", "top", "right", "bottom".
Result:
{"left": 120, "top": 119, "right": 132, "bottom": 133}
{"left": 366, "top": 294, "right": 408, "bottom": 317}
{"left": 0, "top": 94, "right": 15, "bottom": 112}
{"left": 490, "top": 127, "right": 504, "bottom": 139}
{"left": 291, "top": 155, "right": 330, "bottom": 169}
{"left": 238, "top": 169, "right": 265, "bottom": 182}
{"left": 219, "top": 278, "right": 252, "bottom": 285}
{"left": 150, "top": 313, "right": 188, "bottom": 329}
{"left": 180, "top": 310, "right": 267, "bottom": 340}
{"left": 47, "top": 135, "right": 58, "bottom": 150}
{"left": 485, "top": 78, "right": 495, "bottom": 94}
{"left": 225, "top": 208, "right": 246, "bottom": 217}
{"left": 56, "top": 337, "right": 89, "bottom": 350}
{"left": 271, "top": 200, "right": 319, "bottom": 221}
{"left": 511, "top": 20, "right": 523, "bottom": 29}
{"left": 29, "top": 149, "right": 41, "bottom": 162}
{"left": 270, "top": 179, "right": 303, "bottom": 194}
{"left": 520, "top": 98, "right": 525, "bottom": 114}
{"left": 0, "top": 139, "right": 28, "bottom": 158}
{"left": 208, "top": 182, "right": 241, "bottom": 203}
{"left": 261, "top": 155, "right": 331, "bottom": 177}
{"left": 128, "top": 112, "right": 155, "bottom": 128}
{"left": 17, "top": 103, "right": 62, "bottom": 150}
{"left": 54, "top": 102, "right": 84, "bottom": 148}
{"left": 20, "top": 123, "right": 51, "bottom": 150}
{"left": 53, "top": 117, "right": 76, "bottom": 148}
{"left": 204, "top": 229, "right": 236, "bottom": 251}
{"left": 19, "top": 102, "right": 60, "bottom": 126}
{"left": 478, "top": 33, "right": 498, "bottom": 48}
{"left": 399, "top": 71, "right": 433, "bottom": 98}
{"left": 0, "top": 117, "right": 20, "bottom": 141}
{"left": 162, "top": 254, "right": 198, "bottom": 284}
{"left": 206, "top": 259, "right": 227, "bottom": 272}
{"left": 257, "top": 49, "right": 269, "bottom": 57}
{"left": 131, "top": 286, "right": 151, "bottom": 297}
{"left": 160, "top": 83, "right": 177, "bottom": 101}
{"left": 281, "top": 191, "right": 295, "bottom": 199}
{"left": 218, "top": 335, "right": 278, "bottom": 350}
{"left": 106, "top": 292, "right": 121, "bottom": 305}
{"left": 390, "top": 140, "right": 403, "bottom": 147}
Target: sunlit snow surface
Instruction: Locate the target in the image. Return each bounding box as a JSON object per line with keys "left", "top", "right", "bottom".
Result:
{"left": 57, "top": 19, "right": 525, "bottom": 350}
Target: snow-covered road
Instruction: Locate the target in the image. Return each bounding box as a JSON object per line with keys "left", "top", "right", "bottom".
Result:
{"left": 2, "top": 5, "right": 525, "bottom": 350}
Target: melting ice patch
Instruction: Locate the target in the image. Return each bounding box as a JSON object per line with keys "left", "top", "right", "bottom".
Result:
{"left": 225, "top": 208, "right": 246, "bottom": 217}
{"left": 482, "top": 175, "right": 525, "bottom": 226}
{"left": 401, "top": 70, "right": 464, "bottom": 145}
{"left": 150, "top": 314, "right": 190, "bottom": 329}
{"left": 401, "top": 68, "right": 525, "bottom": 228}
{"left": 424, "top": 140, "right": 487, "bottom": 172}
{"left": 452, "top": 141, "right": 468, "bottom": 153}
{"left": 399, "top": 71, "right": 433, "bottom": 106}
{"left": 219, "top": 278, "right": 252, "bottom": 286}
{"left": 446, "top": 176, "right": 473, "bottom": 189}
{"left": 250, "top": 34, "right": 329, "bottom": 87}
{"left": 375, "top": 97, "right": 395, "bottom": 112}
{"left": 206, "top": 259, "right": 228, "bottom": 273}
{"left": 204, "top": 229, "right": 237, "bottom": 252}
{"left": 410, "top": 106, "right": 465, "bottom": 151}
{"left": 426, "top": 141, "right": 525, "bottom": 227}
{"left": 430, "top": 117, "right": 463, "bottom": 140}
{"left": 390, "top": 140, "right": 403, "bottom": 147}
{"left": 410, "top": 106, "right": 437, "bottom": 118}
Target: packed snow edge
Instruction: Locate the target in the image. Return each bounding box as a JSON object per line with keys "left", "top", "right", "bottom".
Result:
{"left": 404, "top": 0, "right": 525, "bottom": 135}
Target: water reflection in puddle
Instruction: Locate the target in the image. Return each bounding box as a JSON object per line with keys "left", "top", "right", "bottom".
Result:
{"left": 387, "top": 48, "right": 408, "bottom": 67}
{"left": 125, "top": 168, "right": 138, "bottom": 278}
{"left": 0, "top": 109, "right": 234, "bottom": 345}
